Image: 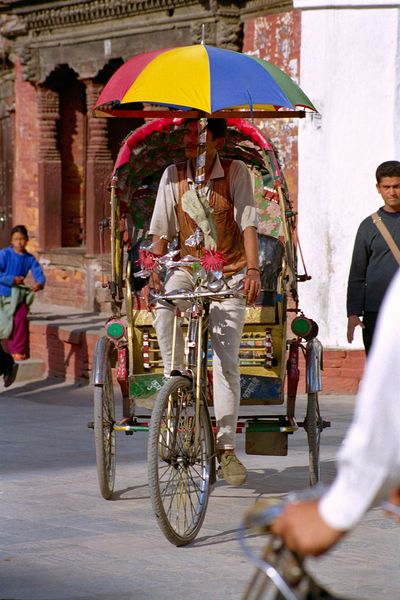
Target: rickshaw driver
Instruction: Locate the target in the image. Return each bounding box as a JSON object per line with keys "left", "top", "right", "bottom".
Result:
{"left": 144, "top": 118, "right": 261, "bottom": 486}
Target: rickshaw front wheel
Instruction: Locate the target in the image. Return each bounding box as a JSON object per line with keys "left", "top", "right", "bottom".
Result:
{"left": 147, "top": 376, "right": 214, "bottom": 546}
{"left": 94, "top": 358, "right": 116, "bottom": 499}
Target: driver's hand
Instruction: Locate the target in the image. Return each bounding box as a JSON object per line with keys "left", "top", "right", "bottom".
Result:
{"left": 243, "top": 269, "right": 261, "bottom": 306}
{"left": 141, "top": 272, "right": 162, "bottom": 311}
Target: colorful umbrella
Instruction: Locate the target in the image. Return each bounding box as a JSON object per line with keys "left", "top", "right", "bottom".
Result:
{"left": 95, "top": 44, "right": 316, "bottom": 118}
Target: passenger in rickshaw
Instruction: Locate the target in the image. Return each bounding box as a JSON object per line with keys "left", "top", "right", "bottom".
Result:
{"left": 144, "top": 118, "right": 261, "bottom": 486}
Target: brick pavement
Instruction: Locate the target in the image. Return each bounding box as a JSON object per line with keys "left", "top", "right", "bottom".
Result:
{"left": 0, "top": 380, "right": 399, "bottom": 600}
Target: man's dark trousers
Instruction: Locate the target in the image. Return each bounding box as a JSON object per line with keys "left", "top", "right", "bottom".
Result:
{"left": 362, "top": 312, "right": 379, "bottom": 355}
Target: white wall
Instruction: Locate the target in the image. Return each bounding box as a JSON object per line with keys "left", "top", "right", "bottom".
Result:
{"left": 295, "top": 5, "right": 399, "bottom": 348}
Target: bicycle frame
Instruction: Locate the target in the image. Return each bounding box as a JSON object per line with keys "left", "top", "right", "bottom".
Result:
{"left": 161, "top": 294, "right": 211, "bottom": 455}
{"left": 155, "top": 285, "right": 243, "bottom": 453}
{"left": 240, "top": 498, "right": 329, "bottom": 600}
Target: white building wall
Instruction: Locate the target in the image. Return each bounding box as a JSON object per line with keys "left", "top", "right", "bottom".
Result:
{"left": 294, "top": 2, "right": 400, "bottom": 348}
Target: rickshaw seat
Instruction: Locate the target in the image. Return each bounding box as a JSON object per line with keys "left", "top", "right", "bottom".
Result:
{"left": 257, "top": 233, "right": 284, "bottom": 307}
{"left": 238, "top": 234, "right": 285, "bottom": 406}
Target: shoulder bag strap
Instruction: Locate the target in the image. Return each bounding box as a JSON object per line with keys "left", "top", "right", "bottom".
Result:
{"left": 371, "top": 211, "right": 400, "bottom": 265}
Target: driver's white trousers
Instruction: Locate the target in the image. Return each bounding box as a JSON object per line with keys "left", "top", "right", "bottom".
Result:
{"left": 153, "top": 267, "right": 246, "bottom": 450}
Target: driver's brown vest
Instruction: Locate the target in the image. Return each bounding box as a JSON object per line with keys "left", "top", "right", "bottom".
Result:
{"left": 175, "top": 159, "right": 247, "bottom": 275}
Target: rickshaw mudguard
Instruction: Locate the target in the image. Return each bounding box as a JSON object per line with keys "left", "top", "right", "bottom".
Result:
{"left": 92, "top": 336, "right": 114, "bottom": 385}
{"left": 305, "top": 338, "right": 323, "bottom": 393}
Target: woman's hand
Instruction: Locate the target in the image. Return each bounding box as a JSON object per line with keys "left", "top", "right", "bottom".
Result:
{"left": 14, "top": 276, "right": 24, "bottom": 285}
{"left": 31, "top": 283, "right": 43, "bottom": 292}
{"left": 243, "top": 269, "right": 261, "bottom": 306}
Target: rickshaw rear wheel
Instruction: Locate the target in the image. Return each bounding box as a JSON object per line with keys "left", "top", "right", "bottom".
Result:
{"left": 147, "top": 376, "right": 213, "bottom": 546}
{"left": 94, "top": 358, "right": 116, "bottom": 500}
{"left": 304, "top": 392, "right": 321, "bottom": 486}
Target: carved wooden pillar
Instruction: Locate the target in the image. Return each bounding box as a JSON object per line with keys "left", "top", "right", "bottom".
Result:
{"left": 38, "top": 87, "right": 62, "bottom": 250}
{"left": 84, "top": 80, "right": 113, "bottom": 256}
{"left": 0, "top": 98, "right": 14, "bottom": 248}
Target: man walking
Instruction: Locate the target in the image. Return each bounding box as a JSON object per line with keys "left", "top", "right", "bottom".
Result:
{"left": 347, "top": 160, "right": 400, "bottom": 353}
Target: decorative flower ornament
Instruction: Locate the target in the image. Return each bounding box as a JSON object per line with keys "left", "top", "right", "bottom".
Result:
{"left": 136, "top": 248, "right": 160, "bottom": 272}
{"left": 200, "top": 248, "right": 227, "bottom": 273}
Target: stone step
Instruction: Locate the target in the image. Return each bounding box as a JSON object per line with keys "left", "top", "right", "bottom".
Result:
{"left": 13, "top": 358, "right": 47, "bottom": 383}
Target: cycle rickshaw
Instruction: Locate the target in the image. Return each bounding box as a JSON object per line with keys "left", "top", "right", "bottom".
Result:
{"left": 90, "top": 115, "right": 327, "bottom": 545}
{"left": 90, "top": 43, "right": 327, "bottom": 546}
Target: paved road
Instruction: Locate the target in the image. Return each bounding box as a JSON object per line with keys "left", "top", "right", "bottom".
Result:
{"left": 1, "top": 379, "right": 399, "bottom": 600}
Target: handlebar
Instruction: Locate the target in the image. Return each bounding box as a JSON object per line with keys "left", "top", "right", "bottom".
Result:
{"left": 240, "top": 494, "right": 397, "bottom": 600}
{"left": 149, "top": 283, "right": 245, "bottom": 305}
{"left": 242, "top": 501, "right": 284, "bottom": 531}
{"left": 239, "top": 499, "right": 300, "bottom": 600}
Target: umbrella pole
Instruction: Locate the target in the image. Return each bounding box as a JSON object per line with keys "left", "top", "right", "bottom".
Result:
{"left": 195, "top": 117, "right": 207, "bottom": 187}
{"left": 192, "top": 117, "right": 208, "bottom": 255}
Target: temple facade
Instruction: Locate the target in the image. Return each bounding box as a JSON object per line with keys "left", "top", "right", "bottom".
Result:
{"left": 0, "top": 0, "right": 296, "bottom": 310}
{"left": 3, "top": 1, "right": 397, "bottom": 390}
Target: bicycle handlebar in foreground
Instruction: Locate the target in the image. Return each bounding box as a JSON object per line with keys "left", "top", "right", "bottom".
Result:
{"left": 239, "top": 495, "right": 398, "bottom": 600}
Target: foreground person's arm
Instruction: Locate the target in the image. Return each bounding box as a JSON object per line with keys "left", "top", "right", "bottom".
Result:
{"left": 272, "top": 270, "right": 400, "bottom": 555}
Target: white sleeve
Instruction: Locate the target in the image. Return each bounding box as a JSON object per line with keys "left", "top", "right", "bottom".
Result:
{"left": 148, "top": 166, "right": 179, "bottom": 240}
{"left": 229, "top": 161, "right": 258, "bottom": 231}
{"left": 319, "top": 269, "right": 400, "bottom": 530}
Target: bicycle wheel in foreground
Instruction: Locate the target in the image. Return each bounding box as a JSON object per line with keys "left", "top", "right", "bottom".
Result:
{"left": 304, "top": 392, "right": 321, "bottom": 486}
{"left": 94, "top": 356, "right": 116, "bottom": 499}
{"left": 147, "top": 376, "right": 214, "bottom": 546}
